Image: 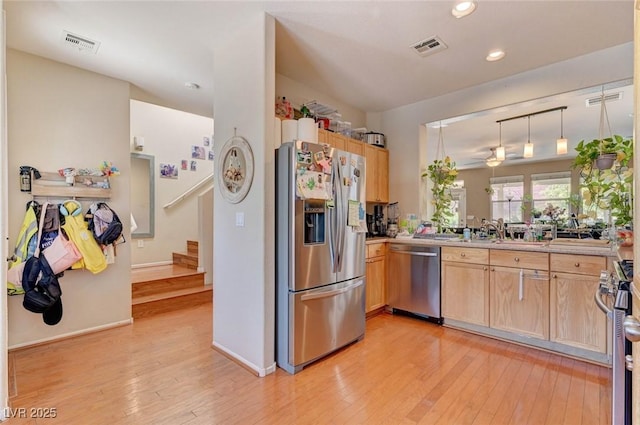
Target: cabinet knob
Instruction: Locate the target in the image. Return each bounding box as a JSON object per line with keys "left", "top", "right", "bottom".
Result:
{"left": 514, "top": 257, "right": 520, "bottom": 262}
{"left": 553, "top": 274, "right": 557, "bottom": 278}
{"left": 491, "top": 268, "right": 495, "bottom": 272}
{"left": 574, "top": 263, "right": 580, "bottom": 268}
{"left": 483, "top": 266, "right": 488, "bottom": 271}
{"left": 460, "top": 253, "right": 466, "bottom": 257}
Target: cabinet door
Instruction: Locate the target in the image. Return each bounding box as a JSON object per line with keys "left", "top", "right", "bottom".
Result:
{"left": 329, "top": 133, "right": 346, "bottom": 151}
{"left": 346, "top": 138, "right": 364, "bottom": 156}
{"left": 364, "top": 144, "right": 377, "bottom": 202}
{"left": 490, "top": 266, "right": 549, "bottom": 340}
{"left": 550, "top": 272, "right": 607, "bottom": 353}
{"left": 365, "top": 256, "right": 386, "bottom": 313}
{"left": 377, "top": 148, "right": 389, "bottom": 203}
{"left": 317, "top": 129, "right": 328, "bottom": 145}
{"left": 442, "top": 261, "right": 489, "bottom": 326}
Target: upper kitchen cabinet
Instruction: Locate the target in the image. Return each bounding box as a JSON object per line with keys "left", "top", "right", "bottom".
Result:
{"left": 365, "top": 144, "right": 389, "bottom": 203}
{"left": 346, "top": 138, "right": 364, "bottom": 156}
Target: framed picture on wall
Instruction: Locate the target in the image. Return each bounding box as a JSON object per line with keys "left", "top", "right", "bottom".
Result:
{"left": 192, "top": 145, "right": 206, "bottom": 160}
{"left": 160, "top": 163, "right": 178, "bottom": 179}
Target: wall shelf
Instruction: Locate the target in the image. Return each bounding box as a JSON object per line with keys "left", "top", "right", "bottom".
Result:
{"left": 30, "top": 171, "right": 111, "bottom": 199}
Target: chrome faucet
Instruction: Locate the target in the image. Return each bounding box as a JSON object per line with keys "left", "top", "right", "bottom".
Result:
{"left": 481, "top": 218, "right": 506, "bottom": 240}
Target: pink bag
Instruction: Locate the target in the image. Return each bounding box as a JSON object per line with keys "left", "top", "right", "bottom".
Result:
{"left": 38, "top": 203, "right": 82, "bottom": 274}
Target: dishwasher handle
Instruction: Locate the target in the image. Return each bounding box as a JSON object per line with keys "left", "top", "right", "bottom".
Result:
{"left": 390, "top": 247, "right": 438, "bottom": 257}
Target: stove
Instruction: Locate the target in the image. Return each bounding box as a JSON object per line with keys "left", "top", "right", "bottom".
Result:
{"left": 596, "top": 260, "right": 633, "bottom": 425}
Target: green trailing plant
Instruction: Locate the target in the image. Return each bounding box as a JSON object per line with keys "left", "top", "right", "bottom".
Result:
{"left": 572, "top": 135, "right": 633, "bottom": 226}
{"left": 422, "top": 156, "right": 458, "bottom": 233}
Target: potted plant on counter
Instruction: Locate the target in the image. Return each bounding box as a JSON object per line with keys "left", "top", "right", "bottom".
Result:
{"left": 423, "top": 156, "right": 458, "bottom": 233}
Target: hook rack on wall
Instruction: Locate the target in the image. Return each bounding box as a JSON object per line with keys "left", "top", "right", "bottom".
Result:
{"left": 28, "top": 171, "right": 112, "bottom": 199}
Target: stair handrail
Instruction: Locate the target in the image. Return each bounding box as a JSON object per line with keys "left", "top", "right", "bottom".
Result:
{"left": 163, "top": 173, "right": 214, "bottom": 209}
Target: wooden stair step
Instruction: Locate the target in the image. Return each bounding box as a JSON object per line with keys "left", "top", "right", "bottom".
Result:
{"left": 172, "top": 252, "right": 198, "bottom": 269}
{"left": 132, "top": 286, "right": 212, "bottom": 319}
{"left": 187, "top": 240, "right": 198, "bottom": 256}
{"left": 132, "top": 272, "right": 205, "bottom": 299}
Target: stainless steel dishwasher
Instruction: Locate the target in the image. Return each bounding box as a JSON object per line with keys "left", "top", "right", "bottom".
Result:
{"left": 387, "top": 244, "right": 442, "bottom": 324}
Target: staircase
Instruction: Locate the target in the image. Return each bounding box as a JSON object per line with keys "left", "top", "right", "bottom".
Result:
{"left": 132, "top": 240, "right": 211, "bottom": 319}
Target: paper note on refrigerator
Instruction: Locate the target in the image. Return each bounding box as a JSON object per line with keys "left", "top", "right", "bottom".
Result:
{"left": 348, "top": 200, "right": 360, "bottom": 227}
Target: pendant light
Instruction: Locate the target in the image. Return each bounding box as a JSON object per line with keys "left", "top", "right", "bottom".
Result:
{"left": 556, "top": 107, "right": 568, "bottom": 155}
{"left": 523, "top": 115, "right": 534, "bottom": 158}
{"left": 496, "top": 122, "right": 506, "bottom": 161}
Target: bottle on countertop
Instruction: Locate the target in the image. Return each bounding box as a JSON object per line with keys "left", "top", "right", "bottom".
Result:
{"left": 463, "top": 226, "right": 471, "bottom": 241}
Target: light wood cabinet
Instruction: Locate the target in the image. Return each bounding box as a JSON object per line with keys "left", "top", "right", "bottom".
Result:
{"left": 550, "top": 254, "right": 608, "bottom": 353}
{"left": 489, "top": 250, "right": 550, "bottom": 340}
{"left": 442, "top": 246, "right": 490, "bottom": 326}
{"left": 346, "top": 138, "right": 364, "bottom": 156}
{"left": 364, "top": 144, "right": 389, "bottom": 203}
{"left": 490, "top": 265, "right": 550, "bottom": 340}
{"left": 365, "top": 243, "right": 386, "bottom": 313}
{"left": 317, "top": 128, "right": 329, "bottom": 145}
{"left": 327, "top": 132, "right": 346, "bottom": 151}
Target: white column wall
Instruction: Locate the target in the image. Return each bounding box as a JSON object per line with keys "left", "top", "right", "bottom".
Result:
{"left": 212, "top": 13, "right": 276, "bottom": 376}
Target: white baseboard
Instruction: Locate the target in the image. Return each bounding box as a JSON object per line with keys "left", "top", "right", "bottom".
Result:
{"left": 131, "top": 261, "right": 173, "bottom": 269}
{"left": 212, "top": 341, "right": 276, "bottom": 377}
{"left": 8, "top": 318, "right": 133, "bottom": 351}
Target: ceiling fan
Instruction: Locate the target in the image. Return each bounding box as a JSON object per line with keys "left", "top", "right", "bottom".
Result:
{"left": 465, "top": 147, "right": 524, "bottom": 168}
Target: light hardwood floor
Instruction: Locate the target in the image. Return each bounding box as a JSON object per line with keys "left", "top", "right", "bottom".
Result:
{"left": 7, "top": 303, "right": 611, "bottom": 424}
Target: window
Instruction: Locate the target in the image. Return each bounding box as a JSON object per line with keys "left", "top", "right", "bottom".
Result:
{"left": 490, "top": 176, "right": 523, "bottom": 223}
{"left": 531, "top": 172, "right": 571, "bottom": 221}
{"left": 579, "top": 177, "right": 610, "bottom": 224}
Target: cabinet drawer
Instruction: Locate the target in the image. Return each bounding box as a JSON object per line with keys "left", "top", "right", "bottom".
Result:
{"left": 442, "top": 246, "right": 488, "bottom": 265}
{"left": 366, "top": 243, "right": 386, "bottom": 259}
{"left": 550, "top": 253, "right": 607, "bottom": 276}
{"left": 490, "top": 249, "right": 548, "bottom": 270}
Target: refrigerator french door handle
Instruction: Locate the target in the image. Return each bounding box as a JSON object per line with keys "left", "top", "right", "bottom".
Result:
{"left": 300, "top": 280, "right": 364, "bottom": 301}
{"left": 335, "top": 155, "right": 345, "bottom": 272}
{"left": 328, "top": 150, "right": 338, "bottom": 273}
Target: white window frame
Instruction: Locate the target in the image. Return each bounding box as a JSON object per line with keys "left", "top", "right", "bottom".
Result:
{"left": 490, "top": 175, "right": 524, "bottom": 223}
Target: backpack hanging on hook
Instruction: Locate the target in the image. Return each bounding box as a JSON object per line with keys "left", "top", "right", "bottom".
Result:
{"left": 86, "top": 202, "right": 124, "bottom": 246}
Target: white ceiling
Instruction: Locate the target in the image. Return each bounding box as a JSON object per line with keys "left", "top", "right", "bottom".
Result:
{"left": 3, "top": 0, "right": 635, "bottom": 165}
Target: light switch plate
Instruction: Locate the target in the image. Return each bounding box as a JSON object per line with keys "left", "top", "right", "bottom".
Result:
{"left": 137, "top": 240, "right": 144, "bottom": 248}
{"left": 235, "top": 212, "right": 245, "bottom": 227}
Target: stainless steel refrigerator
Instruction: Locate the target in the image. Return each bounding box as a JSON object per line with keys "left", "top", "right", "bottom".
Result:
{"left": 276, "top": 140, "right": 366, "bottom": 374}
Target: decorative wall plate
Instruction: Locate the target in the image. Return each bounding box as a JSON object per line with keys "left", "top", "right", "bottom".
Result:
{"left": 217, "top": 135, "right": 254, "bottom": 204}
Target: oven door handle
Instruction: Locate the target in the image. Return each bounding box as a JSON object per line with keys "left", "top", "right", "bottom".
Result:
{"left": 594, "top": 289, "right": 613, "bottom": 315}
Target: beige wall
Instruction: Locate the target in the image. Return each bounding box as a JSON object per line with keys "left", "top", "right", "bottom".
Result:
{"left": 6, "top": 50, "right": 132, "bottom": 347}
{"left": 457, "top": 159, "right": 577, "bottom": 223}
{"left": 129, "top": 100, "right": 214, "bottom": 266}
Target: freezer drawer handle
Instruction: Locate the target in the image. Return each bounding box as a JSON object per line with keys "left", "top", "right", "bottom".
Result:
{"left": 300, "top": 280, "right": 364, "bottom": 301}
{"left": 390, "top": 249, "right": 437, "bottom": 257}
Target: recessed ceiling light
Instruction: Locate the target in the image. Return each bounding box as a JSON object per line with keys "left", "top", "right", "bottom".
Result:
{"left": 452, "top": 1, "right": 477, "bottom": 18}
{"left": 184, "top": 82, "right": 200, "bottom": 90}
{"left": 486, "top": 49, "right": 505, "bottom": 62}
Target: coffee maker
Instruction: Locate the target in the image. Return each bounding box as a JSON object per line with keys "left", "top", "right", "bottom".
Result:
{"left": 372, "top": 205, "right": 385, "bottom": 236}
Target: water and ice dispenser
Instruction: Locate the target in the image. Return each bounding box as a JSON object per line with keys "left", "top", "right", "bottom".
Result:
{"left": 304, "top": 200, "right": 326, "bottom": 245}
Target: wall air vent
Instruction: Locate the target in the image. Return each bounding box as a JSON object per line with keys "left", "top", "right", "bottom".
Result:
{"left": 411, "top": 36, "right": 447, "bottom": 57}
{"left": 585, "top": 92, "right": 622, "bottom": 107}
{"left": 60, "top": 30, "right": 100, "bottom": 54}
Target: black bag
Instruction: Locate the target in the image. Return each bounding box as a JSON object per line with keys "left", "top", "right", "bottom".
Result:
{"left": 87, "top": 202, "right": 123, "bottom": 245}
{"left": 21, "top": 255, "right": 64, "bottom": 325}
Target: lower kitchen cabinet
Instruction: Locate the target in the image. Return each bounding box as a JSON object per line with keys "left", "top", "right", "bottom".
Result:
{"left": 441, "top": 247, "right": 490, "bottom": 326}
{"left": 550, "top": 254, "right": 608, "bottom": 353}
{"left": 490, "top": 265, "right": 550, "bottom": 340}
{"left": 365, "top": 243, "right": 386, "bottom": 313}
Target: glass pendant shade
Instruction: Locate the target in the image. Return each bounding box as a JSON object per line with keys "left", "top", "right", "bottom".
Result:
{"left": 556, "top": 138, "right": 568, "bottom": 155}
{"left": 495, "top": 146, "right": 506, "bottom": 161}
{"left": 523, "top": 142, "right": 534, "bottom": 158}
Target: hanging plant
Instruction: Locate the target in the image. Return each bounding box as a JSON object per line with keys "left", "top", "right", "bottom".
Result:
{"left": 422, "top": 156, "right": 458, "bottom": 233}
{"left": 572, "top": 135, "right": 633, "bottom": 226}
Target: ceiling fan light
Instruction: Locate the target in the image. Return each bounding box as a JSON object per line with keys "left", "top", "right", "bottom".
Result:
{"left": 486, "top": 158, "right": 501, "bottom": 167}
{"left": 523, "top": 142, "right": 534, "bottom": 158}
{"left": 556, "top": 138, "right": 568, "bottom": 155}
{"left": 495, "top": 146, "right": 506, "bottom": 161}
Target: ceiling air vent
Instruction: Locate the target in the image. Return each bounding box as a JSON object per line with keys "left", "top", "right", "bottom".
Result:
{"left": 411, "top": 36, "right": 447, "bottom": 57}
{"left": 60, "top": 30, "right": 100, "bottom": 54}
{"left": 585, "top": 92, "right": 622, "bottom": 107}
